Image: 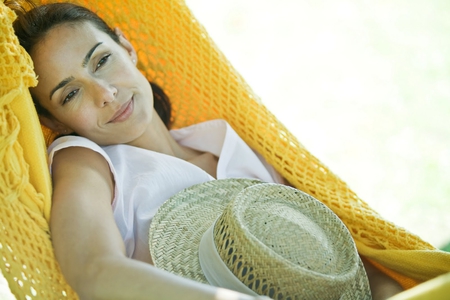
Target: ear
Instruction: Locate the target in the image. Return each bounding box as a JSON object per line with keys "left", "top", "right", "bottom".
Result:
{"left": 39, "top": 115, "right": 73, "bottom": 135}
{"left": 114, "top": 27, "right": 138, "bottom": 65}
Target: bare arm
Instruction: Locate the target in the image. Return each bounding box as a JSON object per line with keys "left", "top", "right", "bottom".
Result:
{"left": 50, "top": 147, "right": 263, "bottom": 300}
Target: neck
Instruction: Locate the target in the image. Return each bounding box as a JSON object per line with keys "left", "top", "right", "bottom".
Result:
{"left": 128, "top": 110, "right": 200, "bottom": 161}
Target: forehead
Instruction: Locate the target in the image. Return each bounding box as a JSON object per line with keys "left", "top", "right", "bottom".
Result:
{"left": 32, "top": 22, "right": 112, "bottom": 65}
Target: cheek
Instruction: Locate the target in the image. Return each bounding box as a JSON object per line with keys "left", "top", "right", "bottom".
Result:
{"left": 114, "top": 56, "right": 147, "bottom": 85}
{"left": 66, "top": 107, "right": 97, "bottom": 130}
{"left": 120, "top": 65, "right": 144, "bottom": 86}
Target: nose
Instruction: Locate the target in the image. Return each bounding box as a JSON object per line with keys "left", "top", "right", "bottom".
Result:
{"left": 91, "top": 80, "right": 117, "bottom": 107}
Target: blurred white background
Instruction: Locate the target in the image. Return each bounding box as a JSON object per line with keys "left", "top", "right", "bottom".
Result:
{"left": 185, "top": 0, "right": 450, "bottom": 248}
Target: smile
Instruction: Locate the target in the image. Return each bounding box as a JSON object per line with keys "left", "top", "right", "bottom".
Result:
{"left": 109, "top": 97, "right": 134, "bottom": 123}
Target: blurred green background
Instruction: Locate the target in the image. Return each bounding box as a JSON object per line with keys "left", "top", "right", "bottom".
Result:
{"left": 186, "top": 0, "right": 450, "bottom": 248}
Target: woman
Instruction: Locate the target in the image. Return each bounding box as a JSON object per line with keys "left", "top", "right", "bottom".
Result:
{"left": 8, "top": 1, "right": 402, "bottom": 299}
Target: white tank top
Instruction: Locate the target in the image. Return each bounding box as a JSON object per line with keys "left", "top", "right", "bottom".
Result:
{"left": 48, "top": 119, "right": 283, "bottom": 262}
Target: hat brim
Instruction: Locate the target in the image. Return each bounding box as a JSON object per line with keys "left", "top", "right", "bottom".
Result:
{"left": 149, "top": 178, "right": 371, "bottom": 299}
{"left": 149, "top": 178, "right": 262, "bottom": 283}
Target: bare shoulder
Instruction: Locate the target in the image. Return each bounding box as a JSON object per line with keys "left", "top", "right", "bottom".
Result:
{"left": 52, "top": 146, "right": 112, "bottom": 178}
{"left": 52, "top": 146, "right": 110, "bottom": 173}
{"left": 51, "top": 146, "right": 114, "bottom": 202}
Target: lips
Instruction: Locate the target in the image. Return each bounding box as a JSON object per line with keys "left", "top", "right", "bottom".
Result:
{"left": 109, "top": 97, "right": 134, "bottom": 123}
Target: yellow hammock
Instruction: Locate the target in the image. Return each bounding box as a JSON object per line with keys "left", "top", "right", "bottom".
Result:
{"left": 0, "top": 0, "right": 449, "bottom": 299}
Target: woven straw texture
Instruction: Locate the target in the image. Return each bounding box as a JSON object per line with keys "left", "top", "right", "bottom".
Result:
{"left": 1, "top": 0, "right": 450, "bottom": 298}
{"left": 213, "top": 183, "right": 369, "bottom": 299}
{"left": 149, "top": 179, "right": 262, "bottom": 284}
{"left": 150, "top": 180, "right": 371, "bottom": 300}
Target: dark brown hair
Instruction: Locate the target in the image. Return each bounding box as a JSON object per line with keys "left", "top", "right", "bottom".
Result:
{"left": 6, "top": 0, "right": 172, "bottom": 127}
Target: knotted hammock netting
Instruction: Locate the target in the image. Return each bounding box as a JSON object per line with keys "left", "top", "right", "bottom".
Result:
{"left": 1, "top": 0, "right": 449, "bottom": 299}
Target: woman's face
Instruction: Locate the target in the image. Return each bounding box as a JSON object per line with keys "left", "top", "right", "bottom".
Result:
{"left": 31, "top": 22, "right": 154, "bottom": 146}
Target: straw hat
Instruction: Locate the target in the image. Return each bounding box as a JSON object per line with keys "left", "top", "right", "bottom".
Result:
{"left": 149, "top": 179, "right": 371, "bottom": 299}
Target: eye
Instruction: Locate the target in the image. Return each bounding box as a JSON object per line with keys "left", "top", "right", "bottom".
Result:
{"left": 63, "top": 89, "right": 79, "bottom": 105}
{"left": 95, "top": 53, "right": 112, "bottom": 71}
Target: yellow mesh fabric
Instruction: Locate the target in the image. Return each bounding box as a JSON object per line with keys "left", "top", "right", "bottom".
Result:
{"left": 0, "top": 0, "right": 449, "bottom": 298}
{"left": 0, "top": 268, "right": 16, "bottom": 300}
{"left": 0, "top": 2, "right": 77, "bottom": 299}
{"left": 389, "top": 273, "right": 450, "bottom": 300}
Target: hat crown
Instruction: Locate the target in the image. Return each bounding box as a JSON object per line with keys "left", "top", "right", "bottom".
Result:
{"left": 213, "top": 184, "right": 361, "bottom": 299}
{"left": 149, "top": 179, "right": 371, "bottom": 300}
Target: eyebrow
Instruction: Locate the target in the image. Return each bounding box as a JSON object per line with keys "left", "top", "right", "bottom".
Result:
{"left": 49, "top": 42, "right": 103, "bottom": 100}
